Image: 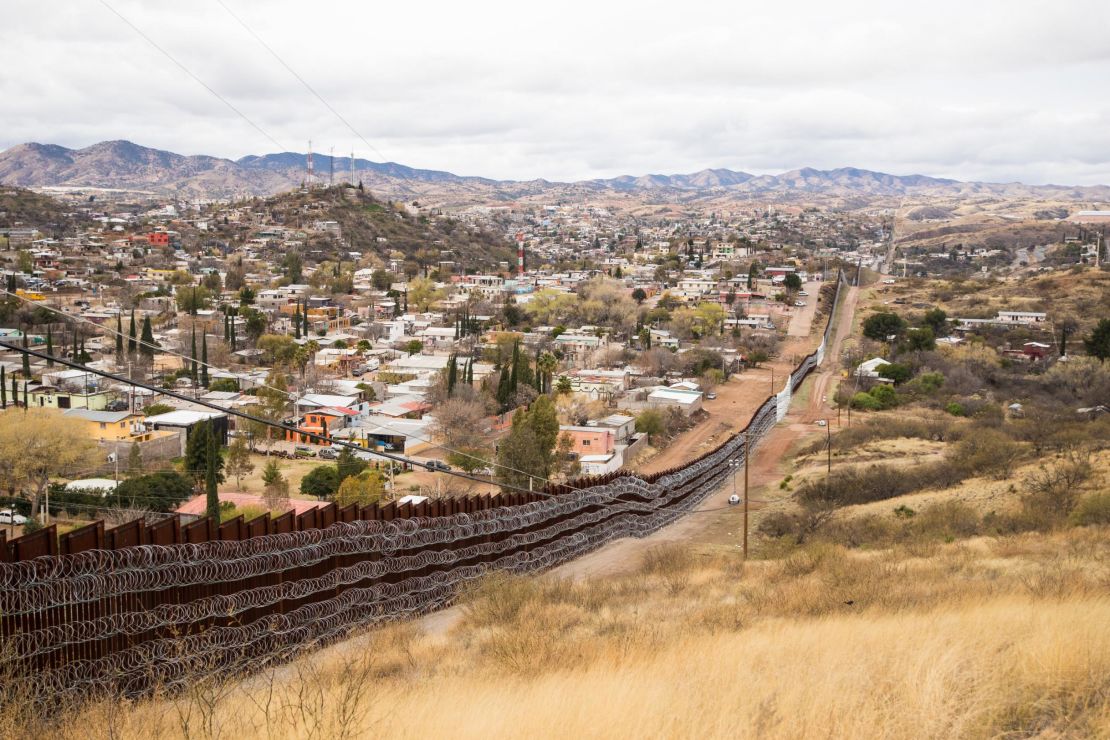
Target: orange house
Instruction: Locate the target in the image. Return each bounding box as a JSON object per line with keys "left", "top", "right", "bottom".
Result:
{"left": 558, "top": 425, "right": 616, "bottom": 456}
{"left": 287, "top": 407, "right": 357, "bottom": 445}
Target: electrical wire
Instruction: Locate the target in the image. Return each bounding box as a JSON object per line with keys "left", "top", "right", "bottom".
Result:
{"left": 1, "top": 272, "right": 846, "bottom": 520}
{"left": 0, "top": 340, "right": 545, "bottom": 496}
{"left": 0, "top": 290, "right": 547, "bottom": 485}
{"left": 0, "top": 275, "right": 848, "bottom": 708}
{"left": 96, "top": 0, "right": 285, "bottom": 152}
{"left": 0, "top": 338, "right": 768, "bottom": 520}
{"left": 214, "top": 0, "right": 391, "bottom": 164}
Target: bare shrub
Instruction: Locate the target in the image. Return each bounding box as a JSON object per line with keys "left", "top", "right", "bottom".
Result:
{"left": 948, "top": 428, "right": 1023, "bottom": 479}
{"left": 1023, "top": 448, "right": 1094, "bottom": 520}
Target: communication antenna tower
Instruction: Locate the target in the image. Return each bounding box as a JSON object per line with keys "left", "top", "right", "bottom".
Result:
{"left": 306, "top": 140, "right": 315, "bottom": 186}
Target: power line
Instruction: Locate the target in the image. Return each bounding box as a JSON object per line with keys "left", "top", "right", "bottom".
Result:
{"left": 96, "top": 0, "right": 285, "bottom": 152}
{"left": 214, "top": 0, "right": 391, "bottom": 164}
{"left": 0, "top": 290, "right": 545, "bottom": 485}
{"left": 0, "top": 341, "right": 769, "bottom": 519}
{"left": 0, "top": 339, "right": 549, "bottom": 497}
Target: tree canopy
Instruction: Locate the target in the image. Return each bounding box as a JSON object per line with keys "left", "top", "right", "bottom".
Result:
{"left": 862, "top": 312, "right": 907, "bottom": 342}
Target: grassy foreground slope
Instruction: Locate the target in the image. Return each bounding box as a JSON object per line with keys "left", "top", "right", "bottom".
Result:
{"left": 58, "top": 527, "right": 1110, "bottom": 740}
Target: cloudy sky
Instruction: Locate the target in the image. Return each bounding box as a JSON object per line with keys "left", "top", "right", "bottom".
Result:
{"left": 3, "top": 0, "right": 1110, "bottom": 184}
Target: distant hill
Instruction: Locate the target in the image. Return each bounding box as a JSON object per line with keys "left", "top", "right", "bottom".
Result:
{"left": 233, "top": 186, "right": 516, "bottom": 271}
{"left": 0, "top": 185, "right": 86, "bottom": 233}
{"left": 2, "top": 139, "right": 1109, "bottom": 201}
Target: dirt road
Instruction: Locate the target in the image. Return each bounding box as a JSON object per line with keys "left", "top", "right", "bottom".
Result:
{"left": 637, "top": 281, "right": 828, "bottom": 475}
{"left": 421, "top": 284, "right": 860, "bottom": 628}
{"left": 550, "top": 284, "right": 860, "bottom": 580}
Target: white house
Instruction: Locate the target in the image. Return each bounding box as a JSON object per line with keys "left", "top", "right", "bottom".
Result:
{"left": 647, "top": 387, "right": 703, "bottom": 415}
{"left": 855, "top": 357, "right": 892, "bottom": 379}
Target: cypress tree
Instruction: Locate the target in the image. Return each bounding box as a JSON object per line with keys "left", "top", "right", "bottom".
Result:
{"left": 200, "top": 332, "right": 209, "bottom": 388}
{"left": 128, "top": 309, "right": 137, "bottom": 353}
{"left": 446, "top": 354, "right": 457, "bottom": 396}
{"left": 46, "top": 325, "right": 54, "bottom": 367}
{"left": 496, "top": 366, "right": 512, "bottom": 410}
{"left": 10, "top": 375, "right": 17, "bottom": 407}
{"left": 467, "top": 358, "right": 474, "bottom": 384}
{"left": 190, "top": 327, "right": 199, "bottom": 382}
{"left": 320, "top": 417, "right": 328, "bottom": 444}
{"left": 79, "top": 337, "right": 88, "bottom": 364}
{"left": 205, "top": 428, "right": 220, "bottom": 520}
{"left": 1, "top": 366, "right": 6, "bottom": 408}
{"left": 509, "top": 342, "right": 520, "bottom": 394}
{"left": 115, "top": 313, "right": 124, "bottom": 354}
{"left": 21, "top": 333, "right": 30, "bottom": 377}
{"left": 140, "top": 316, "right": 155, "bottom": 359}
{"left": 294, "top": 303, "right": 301, "bottom": 339}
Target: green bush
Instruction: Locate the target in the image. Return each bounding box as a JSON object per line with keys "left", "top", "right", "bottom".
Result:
{"left": 945, "top": 402, "right": 965, "bottom": 417}
{"left": 300, "top": 465, "right": 339, "bottom": 498}
{"left": 878, "top": 362, "right": 913, "bottom": 385}
{"left": 869, "top": 384, "right": 898, "bottom": 409}
{"left": 915, "top": 372, "right": 945, "bottom": 393}
{"left": 851, "top": 392, "right": 883, "bottom": 411}
{"left": 115, "top": 470, "right": 194, "bottom": 511}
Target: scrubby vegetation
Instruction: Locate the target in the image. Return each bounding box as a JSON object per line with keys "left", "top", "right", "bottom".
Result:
{"left": 48, "top": 530, "right": 1110, "bottom": 739}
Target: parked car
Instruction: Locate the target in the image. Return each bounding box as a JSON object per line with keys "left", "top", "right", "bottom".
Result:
{"left": 351, "top": 367, "right": 366, "bottom": 377}
{"left": 317, "top": 447, "right": 339, "bottom": 460}
{"left": 706, "top": 392, "right": 718, "bottom": 400}
{"left": 794, "top": 300, "right": 807, "bottom": 307}
{"left": 0, "top": 509, "right": 28, "bottom": 526}
{"left": 815, "top": 419, "right": 827, "bottom": 427}
{"left": 798, "top": 290, "right": 809, "bottom": 296}
{"left": 294, "top": 446, "right": 316, "bottom": 458}
{"left": 425, "top": 460, "right": 452, "bottom": 472}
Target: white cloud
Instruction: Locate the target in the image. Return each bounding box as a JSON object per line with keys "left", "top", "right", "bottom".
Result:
{"left": 1, "top": 0, "right": 1109, "bottom": 184}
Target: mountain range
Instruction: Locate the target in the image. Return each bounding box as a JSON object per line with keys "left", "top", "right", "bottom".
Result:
{"left": 1, "top": 140, "right": 1107, "bottom": 202}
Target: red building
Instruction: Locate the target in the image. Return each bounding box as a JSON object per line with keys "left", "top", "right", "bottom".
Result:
{"left": 148, "top": 232, "right": 171, "bottom": 247}
{"left": 286, "top": 407, "right": 357, "bottom": 445}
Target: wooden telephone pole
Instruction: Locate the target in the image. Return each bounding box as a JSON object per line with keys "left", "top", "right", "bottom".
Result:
{"left": 743, "top": 431, "right": 750, "bottom": 559}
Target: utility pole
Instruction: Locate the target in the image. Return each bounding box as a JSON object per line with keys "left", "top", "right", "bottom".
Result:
{"left": 826, "top": 421, "right": 832, "bottom": 475}
{"left": 743, "top": 431, "right": 749, "bottom": 559}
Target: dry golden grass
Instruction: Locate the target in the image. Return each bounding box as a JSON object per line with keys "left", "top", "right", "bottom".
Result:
{"left": 58, "top": 527, "right": 1110, "bottom": 740}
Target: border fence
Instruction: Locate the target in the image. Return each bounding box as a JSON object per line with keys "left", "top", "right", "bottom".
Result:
{"left": 0, "top": 272, "right": 846, "bottom": 703}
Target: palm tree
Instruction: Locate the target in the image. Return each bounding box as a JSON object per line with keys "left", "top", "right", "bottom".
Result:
{"left": 536, "top": 351, "right": 558, "bottom": 394}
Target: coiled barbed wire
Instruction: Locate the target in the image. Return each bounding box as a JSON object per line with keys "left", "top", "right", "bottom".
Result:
{"left": 0, "top": 275, "right": 848, "bottom": 707}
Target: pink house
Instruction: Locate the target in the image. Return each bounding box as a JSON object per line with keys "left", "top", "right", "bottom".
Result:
{"left": 559, "top": 425, "right": 616, "bottom": 456}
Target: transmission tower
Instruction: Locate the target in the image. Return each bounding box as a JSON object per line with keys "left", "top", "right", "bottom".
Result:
{"left": 306, "top": 140, "right": 315, "bottom": 186}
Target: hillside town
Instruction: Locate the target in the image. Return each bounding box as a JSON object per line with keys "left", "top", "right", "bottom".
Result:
{"left": 0, "top": 182, "right": 1106, "bottom": 532}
